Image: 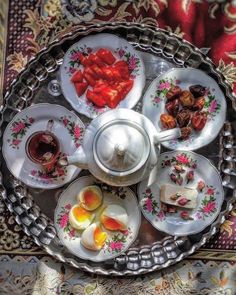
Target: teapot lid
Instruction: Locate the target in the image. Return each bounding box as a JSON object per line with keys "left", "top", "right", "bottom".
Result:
{"left": 93, "top": 119, "right": 150, "bottom": 176}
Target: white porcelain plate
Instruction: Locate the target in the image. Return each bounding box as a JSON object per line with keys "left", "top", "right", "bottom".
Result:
{"left": 54, "top": 175, "right": 141, "bottom": 262}
{"left": 142, "top": 68, "right": 227, "bottom": 150}
{"left": 138, "top": 151, "right": 224, "bottom": 236}
{"left": 2, "top": 103, "right": 85, "bottom": 189}
{"left": 60, "top": 33, "right": 145, "bottom": 119}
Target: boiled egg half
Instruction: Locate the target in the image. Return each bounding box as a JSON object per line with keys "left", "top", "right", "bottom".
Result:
{"left": 77, "top": 185, "right": 103, "bottom": 211}
{"left": 81, "top": 223, "right": 107, "bottom": 251}
{"left": 101, "top": 204, "right": 128, "bottom": 231}
{"left": 69, "top": 204, "right": 95, "bottom": 230}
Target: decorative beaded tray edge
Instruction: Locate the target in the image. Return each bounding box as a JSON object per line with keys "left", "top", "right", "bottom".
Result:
{"left": 0, "top": 22, "right": 235, "bottom": 276}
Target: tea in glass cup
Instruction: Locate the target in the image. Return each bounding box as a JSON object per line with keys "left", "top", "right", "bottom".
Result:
{"left": 26, "top": 131, "right": 60, "bottom": 173}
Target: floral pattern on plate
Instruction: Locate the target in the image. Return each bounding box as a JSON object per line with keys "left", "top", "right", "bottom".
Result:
{"left": 60, "top": 116, "right": 84, "bottom": 148}
{"left": 104, "top": 228, "right": 131, "bottom": 254}
{"left": 138, "top": 151, "right": 224, "bottom": 236}
{"left": 196, "top": 186, "right": 218, "bottom": 220}
{"left": 57, "top": 203, "right": 78, "bottom": 240}
{"left": 7, "top": 116, "right": 35, "bottom": 149}
{"left": 30, "top": 153, "right": 68, "bottom": 185}
{"left": 142, "top": 68, "right": 226, "bottom": 151}
{"left": 60, "top": 33, "right": 145, "bottom": 119}
{"left": 54, "top": 175, "right": 141, "bottom": 262}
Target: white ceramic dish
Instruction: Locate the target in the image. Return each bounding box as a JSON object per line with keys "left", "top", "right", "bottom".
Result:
{"left": 54, "top": 175, "right": 141, "bottom": 262}
{"left": 60, "top": 33, "right": 145, "bottom": 118}
{"left": 142, "top": 68, "right": 227, "bottom": 150}
{"left": 2, "top": 103, "right": 85, "bottom": 189}
{"left": 138, "top": 151, "right": 224, "bottom": 236}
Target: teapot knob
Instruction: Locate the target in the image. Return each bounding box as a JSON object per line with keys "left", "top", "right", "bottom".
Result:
{"left": 114, "top": 144, "right": 126, "bottom": 157}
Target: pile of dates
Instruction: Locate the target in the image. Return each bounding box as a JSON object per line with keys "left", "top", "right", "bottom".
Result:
{"left": 160, "top": 84, "right": 208, "bottom": 139}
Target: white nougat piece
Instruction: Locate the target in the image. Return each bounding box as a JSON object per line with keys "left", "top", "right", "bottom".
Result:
{"left": 160, "top": 184, "right": 198, "bottom": 209}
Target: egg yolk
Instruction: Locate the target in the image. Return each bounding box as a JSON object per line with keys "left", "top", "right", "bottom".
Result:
{"left": 94, "top": 226, "right": 107, "bottom": 247}
{"left": 101, "top": 216, "right": 125, "bottom": 231}
{"left": 72, "top": 206, "right": 92, "bottom": 222}
{"left": 83, "top": 190, "right": 100, "bottom": 209}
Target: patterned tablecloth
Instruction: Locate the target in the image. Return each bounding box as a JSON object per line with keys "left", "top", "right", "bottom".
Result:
{"left": 0, "top": 1, "right": 236, "bottom": 294}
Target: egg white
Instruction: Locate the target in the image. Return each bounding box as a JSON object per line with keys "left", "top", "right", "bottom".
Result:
{"left": 77, "top": 185, "right": 103, "bottom": 211}
{"left": 101, "top": 204, "right": 128, "bottom": 230}
{"left": 81, "top": 223, "right": 106, "bottom": 251}
{"left": 69, "top": 204, "right": 95, "bottom": 230}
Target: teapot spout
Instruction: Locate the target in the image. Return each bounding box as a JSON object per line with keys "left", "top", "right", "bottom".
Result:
{"left": 58, "top": 146, "right": 88, "bottom": 169}
{"left": 154, "top": 128, "right": 181, "bottom": 144}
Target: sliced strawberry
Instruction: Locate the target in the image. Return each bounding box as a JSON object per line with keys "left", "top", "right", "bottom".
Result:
{"left": 83, "top": 72, "right": 96, "bottom": 86}
{"left": 117, "top": 80, "right": 134, "bottom": 97}
{"left": 88, "top": 54, "right": 104, "bottom": 67}
{"left": 101, "top": 67, "right": 113, "bottom": 81}
{"left": 114, "top": 60, "right": 128, "bottom": 68}
{"left": 84, "top": 67, "right": 99, "bottom": 80}
{"left": 96, "top": 48, "right": 116, "bottom": 65}
{"left": 109, "top": 67, "right": 123, "bottom": 81}
{"left": 100, "top": 87, "right": 121, "bottom": 108}
{"left": 78, "top": 52, "right": 92, "bottom": 67}
{"left": 86, "top": 89, "right": 106, "bottom": 107}
{"left": 70, "top": 70, "right": 83, "bottom": 83}
{"left": 114, "top": 61, "right": 130, "bottom": 80}
{"left": 74, "top": 81, "right": 88, "bottom": 97}
{"left": 93, "top": 80, "right": 108, "bottom": 93}
{"left": 91, "top": 64, "right": 104, "bottom": 79}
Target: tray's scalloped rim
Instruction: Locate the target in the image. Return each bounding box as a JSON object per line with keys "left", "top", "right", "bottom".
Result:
{"left": 0, "top": 22, "right": 235, "bottom": 276}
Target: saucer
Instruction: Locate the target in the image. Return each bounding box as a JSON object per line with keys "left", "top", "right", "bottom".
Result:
{"left": 60, "top": 33, "right": 145, "bottom": 118}
{"left": 142, "top": 68, "right": 227, "bottom": 150}
{"left": 2, "top": 103, "right": 85, "bottom": 189}
{"left": 54, "top": 175, "right": 141, "bottom": 262}
{"left": 138, "top": 151, "right": 224, "bottom": 236}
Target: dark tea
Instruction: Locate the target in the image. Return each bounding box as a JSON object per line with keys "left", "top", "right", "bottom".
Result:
{"left": 26, "top": 131, "right": 60, "bottom": 172}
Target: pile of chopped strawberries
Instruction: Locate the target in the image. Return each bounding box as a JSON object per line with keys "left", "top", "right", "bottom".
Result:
{"left": 70, "top": 48, "right": 134, "bottom": 108}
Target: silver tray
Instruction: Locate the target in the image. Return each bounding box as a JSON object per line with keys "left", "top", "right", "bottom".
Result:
{"left": 0, "top": 23, "right": 236, "bottom": 276}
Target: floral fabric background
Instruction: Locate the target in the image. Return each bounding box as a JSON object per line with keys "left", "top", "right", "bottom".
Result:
{"left": 0, "top": 0, "right": 236, "bottom": 294}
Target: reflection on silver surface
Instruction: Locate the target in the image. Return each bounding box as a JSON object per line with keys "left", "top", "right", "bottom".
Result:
{"left": 47, "top": 80, "right": 62, "bottom": 96}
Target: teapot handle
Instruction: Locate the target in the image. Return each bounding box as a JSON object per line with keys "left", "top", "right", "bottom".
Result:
{"left": 154, "top": 128, "right": 181, "bottom": 144}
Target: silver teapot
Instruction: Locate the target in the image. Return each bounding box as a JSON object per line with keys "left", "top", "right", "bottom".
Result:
{"left": 59, "top": 109, "right": 180, "bottom": 186}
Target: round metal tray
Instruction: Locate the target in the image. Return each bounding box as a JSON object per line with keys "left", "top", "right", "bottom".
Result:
{"left": 0, "top": 23, "right": 236, "bottom": 276}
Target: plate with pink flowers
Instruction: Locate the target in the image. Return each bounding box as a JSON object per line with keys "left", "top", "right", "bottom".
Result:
{"left": 142, "top": 68, "right": 226, "bottom": 150}
{"left": 60, "top": 33, "right": 145, "bottom": 119}
{"left": 138, "top": 151, "right": 224, "bottom": 236}
{"left": 2, "top": 103, "right": 85, "bottom": 189}
{"left": 54, "top": 175, "right": 141, "bottom": 262}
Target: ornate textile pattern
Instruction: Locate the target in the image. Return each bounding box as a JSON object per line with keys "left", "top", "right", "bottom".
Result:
{"left": 3, "top": 0, "right": 236, "bottom": 95}
{"left": 0, "top": 0, "right": 8, "bottom": 103}
{"left": 0, "top": 256, "right": 235, "bottom": 294}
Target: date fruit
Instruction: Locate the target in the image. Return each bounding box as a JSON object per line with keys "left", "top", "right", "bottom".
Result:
{"left": 192, "top": 96, "right": 205, "bottom": 111}
{"left": 176, "top": 109, "right": 191, "bottom": 127}
{"left": 191, "top": 111, "right": 207, "bottom": 131}
{"left": 179, "top": 90, "right": 195, "bottom": 107}
{"left": 189, "top": 84, "right": 206, "bottom": 98}
{"left": 165, "top": 99, "right": 179, "bottom": 116}
{"left": 160, "top": 114, "right": 176, "bottom": 129}
{"left": 166, "top": 85, "right": 182, "bottom": 100}
{"left": 180, "top": 126, "right": 192, "bottom": 139}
